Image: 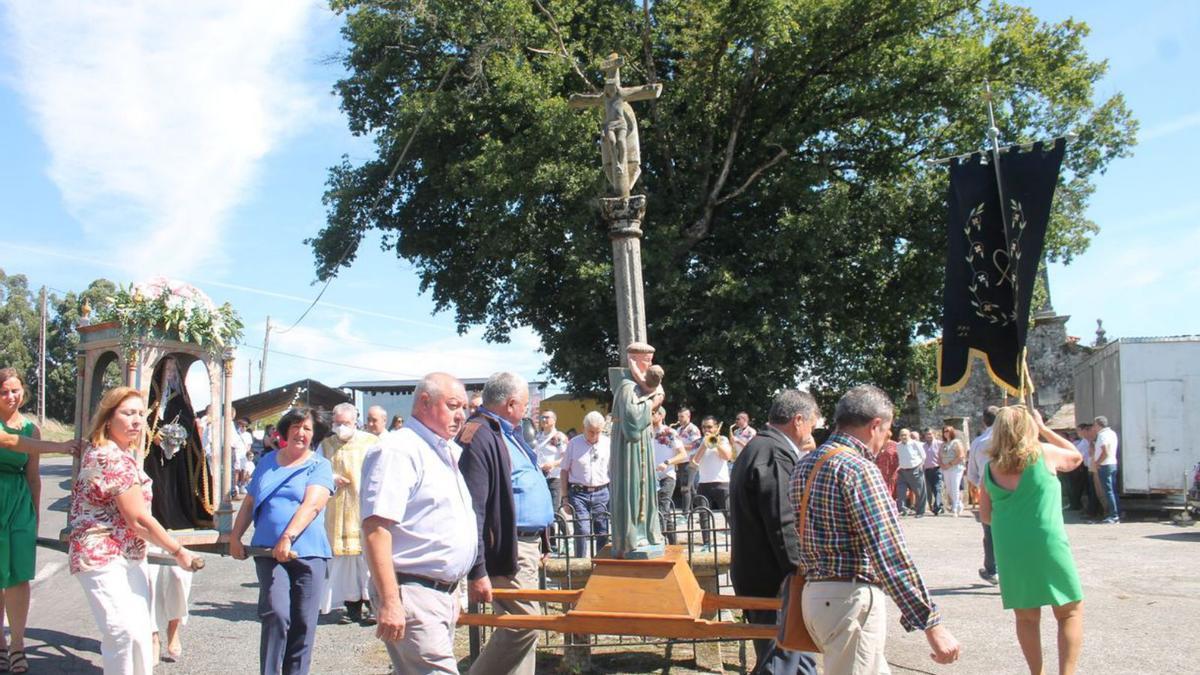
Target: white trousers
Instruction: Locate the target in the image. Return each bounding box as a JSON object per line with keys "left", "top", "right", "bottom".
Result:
{"left": 802, "top": 580, "right": 890, "bottom": 675}
{"left": 76, "top": 557, "right": 155, "bottom": 675}
{"left": 147, "top": 558, "right": 193, "bottom": 635}
{"left": 321, "top": 554, "right": 371, "bottom": 612}
{"left": 941, "top": 466, "right": 965, "bottom": 514}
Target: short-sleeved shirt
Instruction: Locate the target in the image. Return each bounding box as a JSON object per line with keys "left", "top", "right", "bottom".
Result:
{"left": 533, "top": 430, "right": 568, "bottom": 471}
{"left": 923, "top": 440, "right": 943, "bottom": 469}
{"left": 246, "top": 450, "right": 335, "bottom": 558}
{"left": 939, "top": 439, "right": 963, "bottom": 466}
{"left": 562, "top": 434, "right": 610, "bottom": 487}
{"left": 678, "top": 423, "right": 702, "bottom": 457}
{"left": 69, "top": 442, "right": 154, "bottom": 574}
{"left": 967, "top": 427, "right": 993, "bottom": 486}
{"left": 1094, "top": 427, "right": 1119, "bottom": 466}
{"left": 652, "top": 425, "right": 683, "bottom": 480}
{"left": 732, "top": 425, "right": 757, "bottom": 449}
{"left": 697, "top": 438, "right": 732, "bottom": 484}
{"left": 897, "top": 441, "right": 925, "bottom": 469}
{"left": 360, "top": 418, "right": 477, "bottom": 583}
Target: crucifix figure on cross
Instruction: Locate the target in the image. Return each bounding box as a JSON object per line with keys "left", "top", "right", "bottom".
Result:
{"left": 569, "top": 53, "right": 662, "bottom": 198}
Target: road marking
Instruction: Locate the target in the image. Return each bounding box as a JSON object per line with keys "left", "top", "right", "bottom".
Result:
{"left": 32, "top": 561, "right": 65, "bottom": 588}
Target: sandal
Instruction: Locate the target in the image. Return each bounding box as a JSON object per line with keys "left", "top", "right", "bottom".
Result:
{"left": 8, "top": 651, "right": 26, "bottom": 674}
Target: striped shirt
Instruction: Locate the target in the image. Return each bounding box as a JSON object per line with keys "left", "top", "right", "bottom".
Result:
{"left": 790, "top": 432, "right": 941, "bottom": 632}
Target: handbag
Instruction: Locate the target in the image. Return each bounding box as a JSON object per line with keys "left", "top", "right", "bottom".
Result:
{"left": 777, "top": 447, "right": 844, "bottom": 652}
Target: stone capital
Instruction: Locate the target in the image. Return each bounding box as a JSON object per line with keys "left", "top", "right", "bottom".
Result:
{"left": 600, "top": 195, "right": 647, "bottom": 238}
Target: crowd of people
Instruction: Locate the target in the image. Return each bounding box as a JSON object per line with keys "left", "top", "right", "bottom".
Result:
{"left": 0, "top": 361, "right": 1115, "bottom": 675}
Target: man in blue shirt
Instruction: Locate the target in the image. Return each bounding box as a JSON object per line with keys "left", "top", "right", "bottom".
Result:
{"left": 459, "top": 371, "right": 554, "bottom": 675}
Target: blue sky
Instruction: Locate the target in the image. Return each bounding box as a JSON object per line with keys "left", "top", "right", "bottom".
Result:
{"left": 1, "top": 1, "right": 1196, "bottom": 409}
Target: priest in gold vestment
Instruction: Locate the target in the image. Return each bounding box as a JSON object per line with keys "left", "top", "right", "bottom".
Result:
{"left": 319, "top": 402, "right": 378, "bottom": 624}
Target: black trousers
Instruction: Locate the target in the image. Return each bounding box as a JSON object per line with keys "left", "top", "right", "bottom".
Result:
{"left": 674, "top": 463, "right": 696, "bottom": 513}
{"left": 697, "top": 482, "right": 729, "bottom": 545}
{"left": 746, "top": 608, "right": 818, "bottom": 674}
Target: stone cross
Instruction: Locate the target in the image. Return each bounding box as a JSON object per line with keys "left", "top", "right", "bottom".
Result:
{"left": 569, "top": 53, "right": 662, "bottom": 199}
{"left": 569, "top": 53, "right": 662, "bottom": 352}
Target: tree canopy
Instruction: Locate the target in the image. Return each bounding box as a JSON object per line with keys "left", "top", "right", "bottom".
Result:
{"left": 0, "top": 270, "right": 115, "bottom": 423}
{"left": 314, "top": 0, "right": 1135, "bottom": 418}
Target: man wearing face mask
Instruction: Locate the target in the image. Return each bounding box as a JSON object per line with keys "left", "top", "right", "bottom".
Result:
{"left": 318, "top": 403, "right": 379, "bottom": 625}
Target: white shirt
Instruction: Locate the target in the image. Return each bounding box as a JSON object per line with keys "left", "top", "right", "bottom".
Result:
{"left": 1074, "top": 438, "right": 1092, "bottom": 469}
{"left": 562, "top": 434, "right": 610, "bottom": 487}
{"left": 652, "top": 424, "right": 683, "bottom": 480}
{"left": 732, "top": 425, "right": 757, "bottom": 450}
{"left": 897, "top": 440, "right": 925, "bottom": 469}
{"left": 359, "top": 418, "right": 477, "bottom": 583}
{"left": 533, "top": 430, "right": 567, "bottom": 470}
{"left": 696, "top": 438, "right": 732, "bottom": 484}
{"left": 1094, "top": 427, "right": 1119, "bottom": 466}
{"left": 967, "top": 426, "right": 993, "bottom": 485}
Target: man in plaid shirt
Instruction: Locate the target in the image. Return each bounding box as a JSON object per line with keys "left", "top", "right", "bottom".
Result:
{"left": 790, "top": 385, "right": 959, "bottom": 673}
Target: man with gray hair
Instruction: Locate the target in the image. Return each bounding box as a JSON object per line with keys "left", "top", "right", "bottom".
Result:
{"left": 459, "top": 372, "right": 554, "bottom": 675}
{"left": 790, "top": 385, "right": 959, "bottom": 672}
{"left": 360, "top": 372, "right": 475, "bottom": 673}
{"left": 319, "top": 402, "right": 378, "bottom": 625}
{"left": 1092, "top": 415, "right": 1120, "bottom": 523}
{"left": 730, "top": 389, "right": 820, "bottom": 675}
{"left": 561, "top": 411, "right": 612, "bottom": 557}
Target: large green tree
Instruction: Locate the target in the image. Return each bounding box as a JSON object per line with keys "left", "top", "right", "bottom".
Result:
{"left": 314, "top": 0, "right": 1134, "bottom": 418}
{"left": 0, "top": 270, "right": 39, "bottom": 407}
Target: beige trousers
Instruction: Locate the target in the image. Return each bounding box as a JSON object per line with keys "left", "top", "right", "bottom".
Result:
{"left": 802, "top": 580, "right": 890, "bottom": 675}
{"left": 76, "top": 557, "right": 155, "bottom": 675}
{"left": 371, "top": 581, "right": 460, "bottom": 674}
{"left": 468, "top": 537, "right": 541, "bottom": 675}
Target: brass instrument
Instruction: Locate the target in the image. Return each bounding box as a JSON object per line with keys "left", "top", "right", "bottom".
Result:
{"left": 703, "top": 422, "right": 724, "bottom": 449}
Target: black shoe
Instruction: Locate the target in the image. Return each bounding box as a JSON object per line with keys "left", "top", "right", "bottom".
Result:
{"left": 978, "top": 568, "right": 998, "bottom": 585}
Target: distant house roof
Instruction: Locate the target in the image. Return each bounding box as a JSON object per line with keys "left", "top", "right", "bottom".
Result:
{"left": 1044, "top": 402, "right": 1076, "bottom": 432}
{"left": 342, "top": 378, "right": 547, "bottom": 394}
{"left": 232, "top": 379, "right": 352, "bottom": 421}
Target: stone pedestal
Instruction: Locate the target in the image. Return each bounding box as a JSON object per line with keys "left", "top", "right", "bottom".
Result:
{"left": 601, "top": 195, "right": 647, "bottom": 352}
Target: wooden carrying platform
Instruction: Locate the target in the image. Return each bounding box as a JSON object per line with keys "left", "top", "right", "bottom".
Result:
{"left": 458, "top": 545, "right": 779, "bottom": 639}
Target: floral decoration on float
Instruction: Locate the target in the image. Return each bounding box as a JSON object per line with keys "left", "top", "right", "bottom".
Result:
{"left": 99, "top": 276, "right": 244, "bottom": 355}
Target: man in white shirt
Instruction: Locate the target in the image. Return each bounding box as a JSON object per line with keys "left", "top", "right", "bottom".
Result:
{"left": 966, "top": 406, "right": 999, "bottom": 584}
{"left": 1093, "top": 416, "right": 1121, "bottom": 523}
{"left": 533, "top": 410, "right": 569, "bottom": 550}
{"left": 561, "top": 412, "right": 611, "bottom": 557}
{"left": 693, "top": 416, "right": 733, "bottom": 548}
{"left": 650, "top": 407, "right": 688, "bottom": 544}
{"left": 365, "top": 405, "right": 389, "bottom": 437}
{"left": 895, "top": 429, "right": 927, "bottom": 516}
{"left": 673, "top": 408, "right": 702, "bottom": 514}
{"left": 730, "top": 411, "right": 757, "bottom": 453}
{"left": 360, "top": 373, "right": 476, "bottom": 673}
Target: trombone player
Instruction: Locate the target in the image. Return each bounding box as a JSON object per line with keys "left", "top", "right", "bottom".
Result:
{"left": 693, "top": 416, "right": 733, "bottom": 550}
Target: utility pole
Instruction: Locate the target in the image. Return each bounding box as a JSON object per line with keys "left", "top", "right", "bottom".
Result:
{"left": 38, "top": 286, "right": 47, "bottom": 425}
{"left": 248, "top": 358, "right": 253, "bottom": 399}
{"left": 258, "top": 317, "right": 271, "bottom": 393}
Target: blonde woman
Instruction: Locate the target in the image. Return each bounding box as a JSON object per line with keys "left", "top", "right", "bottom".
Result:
{"left": 938, "top": 426, "right": 967, "bottom": 516}
{"left": 980, "top": 406, "right": 1084, "bottom": 675}
{"left": 70, "top": 387, "right": 198, "bottom": 674}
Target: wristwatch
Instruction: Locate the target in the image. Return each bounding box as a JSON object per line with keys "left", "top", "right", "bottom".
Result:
{"left": 286, "top": 533, "right": 297, "bottom": 544}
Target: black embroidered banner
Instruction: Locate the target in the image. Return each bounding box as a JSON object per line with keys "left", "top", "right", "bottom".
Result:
{"left": 938, "top": 138, "right": 1066, "bottom": 395}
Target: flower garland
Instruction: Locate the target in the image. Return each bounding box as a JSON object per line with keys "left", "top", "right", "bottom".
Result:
{"left": 100, "top": 276, "right": 244, "bottom": 356}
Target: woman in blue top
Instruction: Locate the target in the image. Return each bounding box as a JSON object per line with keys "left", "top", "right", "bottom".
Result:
{"left": 230, "top": 408, "right": 334, "bottom": 675}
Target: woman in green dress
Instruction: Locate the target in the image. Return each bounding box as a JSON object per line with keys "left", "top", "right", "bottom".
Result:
{"left": 0, "top": 368, "right": 42, "bottom": 674}
{"left": 981, "top": 405, "right": 1085, "bottom": 675}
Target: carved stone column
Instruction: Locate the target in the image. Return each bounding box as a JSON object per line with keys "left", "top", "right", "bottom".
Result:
{"left": 601, "top": 195, "right": 648, "bottom": 352}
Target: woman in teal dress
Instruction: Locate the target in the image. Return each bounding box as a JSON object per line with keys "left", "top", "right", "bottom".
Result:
{"left": 981, "top": 405, "right": 1085, "bottom": 675}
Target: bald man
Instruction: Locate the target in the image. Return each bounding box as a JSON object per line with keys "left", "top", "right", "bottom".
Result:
{"left": 361, "top": 373, "right": 475, "bottom": 673}
{"left": 365, "top": 405, "right": 389, "bottom": 436}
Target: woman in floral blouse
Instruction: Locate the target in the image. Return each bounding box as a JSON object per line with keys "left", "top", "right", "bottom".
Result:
{"left": 70, "top": 386, "right": 197, "bottom": 675}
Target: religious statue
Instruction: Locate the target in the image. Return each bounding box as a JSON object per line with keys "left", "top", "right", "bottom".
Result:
{"left": 569, "top": 53, "right": 663, "bottom": 199}
{"left": 607, "top": 342, "right": 666, "bottom": 558}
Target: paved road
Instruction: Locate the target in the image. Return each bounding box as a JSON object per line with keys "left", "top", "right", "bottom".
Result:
{"left": 20, "top": 457, "right": 1200, "bottom": 673}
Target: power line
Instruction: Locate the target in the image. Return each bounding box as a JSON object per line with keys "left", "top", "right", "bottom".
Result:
{"left": 275, "top": 60, "right": 458, "bottom": 335}
{"left": 235, "top": 341, "right": 422, "bottom": 379}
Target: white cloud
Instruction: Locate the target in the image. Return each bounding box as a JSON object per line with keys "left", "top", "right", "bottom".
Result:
{"left": 3, "top": 0, "right": 322, "bottom": 276}
{"left": 1140, "top": 111, "right": 1200, "bottom": 143}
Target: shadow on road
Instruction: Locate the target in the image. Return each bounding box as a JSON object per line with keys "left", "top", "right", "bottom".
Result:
{"left": 1143, "top": 531, "right": 1200, "bottom": 543}
{"left": 928, "top": 584, "right": 999, "bottom": 598}
{"left": 22, "top": 627, "right": 102, "bottom": 674}
{"left": 190, "top": 599, "right": 258, "bottom": 622}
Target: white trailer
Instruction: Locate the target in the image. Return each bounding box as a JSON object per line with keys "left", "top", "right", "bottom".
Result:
{"left": 1074, "top": 336, "right": 1200, "bottom": 499}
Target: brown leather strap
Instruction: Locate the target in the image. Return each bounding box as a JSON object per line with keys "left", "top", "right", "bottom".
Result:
{"left": 796, "top": 447, "right": 844, "bottom": 541}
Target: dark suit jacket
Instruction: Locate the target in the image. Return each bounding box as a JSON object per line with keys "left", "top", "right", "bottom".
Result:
{"left": 457, "top": 413, "right": 518, "bottom": 581}
{"left": 729, "top": 426, "right": 802, "bottom": 598}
